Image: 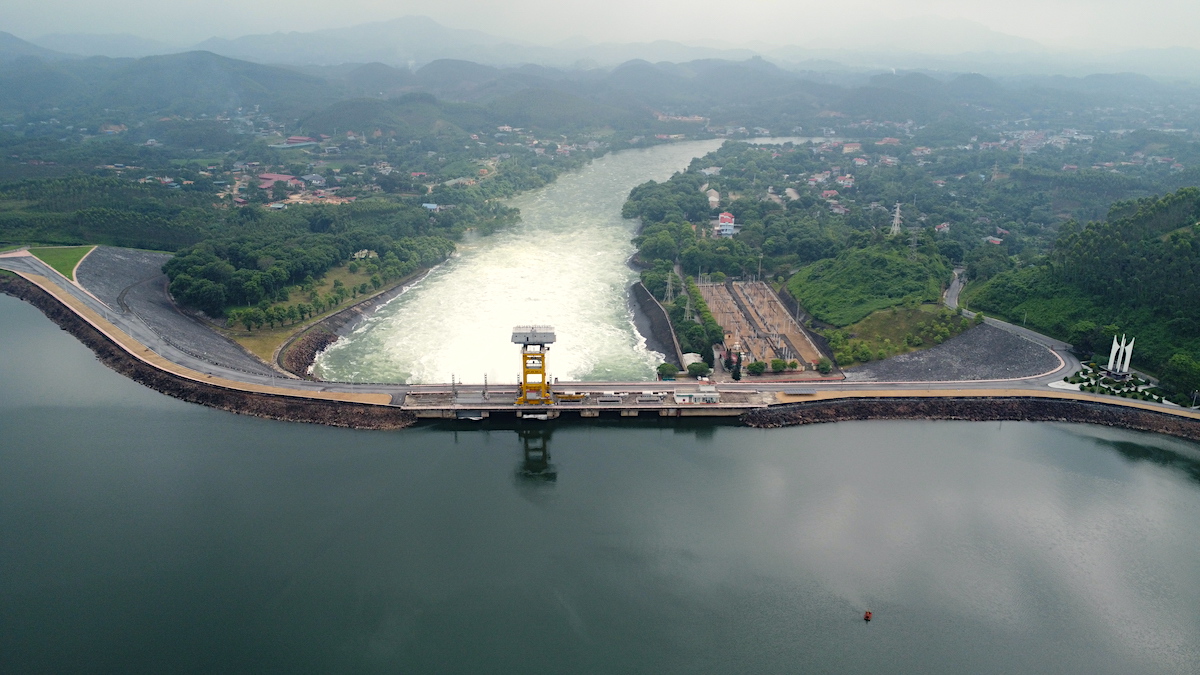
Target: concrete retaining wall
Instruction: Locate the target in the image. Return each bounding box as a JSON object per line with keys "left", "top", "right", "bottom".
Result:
{"left": 742, "top": 397, "right": 1200, "bottom": 442}
{"left": 1, "top": 274, "right": 416, "bottom": 429}
{"left": 631, "top": 281, "right": 684, "bottom": 368}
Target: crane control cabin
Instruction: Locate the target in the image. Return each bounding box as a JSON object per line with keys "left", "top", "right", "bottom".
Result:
{"left": 512, "top": 325, "right": 555, "bottom": 405}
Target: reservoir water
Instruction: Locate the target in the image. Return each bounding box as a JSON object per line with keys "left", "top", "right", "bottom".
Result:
{"left": 312, "top": 140, "right": 722, "bottom": 384}
{"left": 3, "top": 294, "right": 1200, "bottom": 673}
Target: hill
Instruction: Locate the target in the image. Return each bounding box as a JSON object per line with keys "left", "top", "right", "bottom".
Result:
{"left": 489, "top": 88, "right": 645, "bottom": 131}
{"left": 787, "top": 245, "right": 952, "bottom": 327}
{"left": 968, "top": 188, "right": 1200, "bottom": 394}
{"left": 0, "top": 31, "right": 69, "bottom": 62}
{"left": 94, "top": 51, "right": 335, "bottom": 115}
{"left": 298, "top": 94, "right": 494, "bottom": 139}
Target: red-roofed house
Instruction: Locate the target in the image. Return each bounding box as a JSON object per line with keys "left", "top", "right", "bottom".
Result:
{"left": 257, "top": 173, "right": 302, "bottom": 190}
{"left": 822, "top": 189, "right": 840, "bottom": 199}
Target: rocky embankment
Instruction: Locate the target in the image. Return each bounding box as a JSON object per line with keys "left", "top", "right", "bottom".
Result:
{"left": 278, "top": 268, "right": 428, "bottom": 378}
{"left": 1, "top": 274, "right": 416, "bottom": 430}
{"left": 281, "top": 327, "right": 340, "bottom": 377}
{"left": 743, "top": 397, "right": 1200, "bottom": 441}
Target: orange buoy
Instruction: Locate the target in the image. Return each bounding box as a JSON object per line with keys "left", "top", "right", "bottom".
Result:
{"left": 864, "top": 611, "right": 872, "bottom": 622}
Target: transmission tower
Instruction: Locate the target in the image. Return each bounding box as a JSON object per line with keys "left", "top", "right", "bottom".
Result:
{"left": 890, "top": 202, "right": 903, "bottom": 236}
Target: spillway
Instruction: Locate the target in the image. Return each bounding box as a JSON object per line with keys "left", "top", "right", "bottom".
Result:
{"left": 313, "top": 140, "right": 722, "bottom": 384}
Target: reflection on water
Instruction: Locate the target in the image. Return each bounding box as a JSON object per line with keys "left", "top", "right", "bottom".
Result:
{"left": 3, "top": 296, "right": 1200, "bottom": 673}
{"left": 518, "top": 427, "right": 557, "bottom": 482}
{"left": 1096, "top": 437, "right": 1200, "bottom": 485}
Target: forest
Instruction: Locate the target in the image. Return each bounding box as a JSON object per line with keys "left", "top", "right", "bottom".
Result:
{"left": 969, "top": 188, "right": 1200, "bottom": 398}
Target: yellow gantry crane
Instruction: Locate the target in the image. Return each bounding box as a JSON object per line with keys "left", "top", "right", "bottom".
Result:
{"left": 512, "top": 325, "right": 555, "bottom": 404}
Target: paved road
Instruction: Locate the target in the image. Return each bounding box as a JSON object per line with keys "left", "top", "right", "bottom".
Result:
{"left": 0, "top": 252, "right": 413, "bottom": 400}
{"left": 0, "top": 249, "right": 1164, "bottom": 416}
{"left": 945, "top": 267, "right": 966, "bottom": 310}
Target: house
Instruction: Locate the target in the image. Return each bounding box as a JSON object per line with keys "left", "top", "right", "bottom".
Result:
{"left": 821, "top": 190, "right": 839, "bottom": 199}
{"left": 984, "top": 236, "right": 1003, "bottom": 244}
{"left": 911, "top": 146, "right": 932, "bottom": 156}
{"left": 715, "top": 212, "right": 739, "bottom": 238}
{"left": 829, "top": 203, "right": 850, "bottom": 215}
{"left": 422, "top": 203, "right": 439, "bottom": 211}
{"left": 699, "top": 166, "right": 722, "bottom": 176}
{"left": 301, "top": 174, "right": 326, "bottom": 187}
{"left": 996, "top": 227, "right": 1010, "bottom": 236}
{"left": 853, "top": 157, "right": 869, "bottom": 167}
{"left": 286, "top": 136, "right": 316, "bottom": 144}
{"left": 879, "top": 156, "right": 899, "bottom": 166}
{"left": 836, "top": 175, "right": 854, "bottom": 188}
{"left": 935, "top": 222, "right": 950, "bottom": 233}
{"left": 706, "top": 189, "right": 720, "bottom": 209}
{"left": 256, "top": 173, "right": 301, "bottom": 190}
{"left": 841, "top": 142, "right": 863, "bottom": 154}
{"left": 876, "top": 137, "right": 901, "bottom": 145}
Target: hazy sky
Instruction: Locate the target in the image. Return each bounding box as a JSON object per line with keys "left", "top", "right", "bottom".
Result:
{"left": 6, "top": 0, "right": 1198, "bottom": 51}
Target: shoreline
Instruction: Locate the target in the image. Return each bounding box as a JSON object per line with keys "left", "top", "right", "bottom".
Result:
{"left": 0, "top": 273, "right": 416, "bottom": 429}
{"left": 4, "top": 270, "right": 1200, "bottom": 441}
{"left": 743, "top": 397, "right": 1200, "bottom": 443}
{"left": 277, "top": 267, "right": 432, "bottom": 378}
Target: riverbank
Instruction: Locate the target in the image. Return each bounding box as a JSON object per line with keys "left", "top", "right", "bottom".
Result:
{"left": 277, "top": 267, "right": 431, "bottom": 378}
{"left": 0, "top": 273, "right": 416, "bottom": 429}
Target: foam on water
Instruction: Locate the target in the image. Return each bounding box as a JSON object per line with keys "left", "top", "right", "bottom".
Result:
{"left": 313, "top": 140, "right": 723, "bottom": 384}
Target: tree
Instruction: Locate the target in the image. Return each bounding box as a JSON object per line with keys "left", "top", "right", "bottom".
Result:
{"left": 1161, "top": 352, "right": 1200, "bottom": 397}
{"left": 973, "top": 312, "right": 985, "bottom": 326}
{"left": 746, "top": 361, "right": 767, "bottom": 376}
{"left": 657, "top": 363, "right": 679, "bottom": 379}
{"left": 817, "top": 357, "right": 833, "bottom": 375}
{"left": 771, "top": 358, "right": 788, "bottom": 372}
{"left": 687, "top": 362, "right": 711, "bottom": 378}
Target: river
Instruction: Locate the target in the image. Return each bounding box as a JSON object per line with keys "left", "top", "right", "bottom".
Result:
{"left": 2, "top": 293, "right": 1200, "bottom": 673}
{"left": 312, "top": 139, "right": 724, "bottom": 384}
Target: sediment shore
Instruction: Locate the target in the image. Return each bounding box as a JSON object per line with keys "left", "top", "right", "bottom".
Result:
{"left": 742, "top": 397, "right": 1200, "bottom": 442}
{"left": 1, "top": 274, "right": 416, "bottom": 429}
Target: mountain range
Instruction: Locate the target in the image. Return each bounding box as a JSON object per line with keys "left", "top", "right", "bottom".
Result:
{"left": 7, "top": 15, "right": 1200, "bottom": 82}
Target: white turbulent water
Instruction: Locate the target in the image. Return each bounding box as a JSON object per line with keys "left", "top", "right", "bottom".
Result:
{"left": 313, "top": 140, "right": 723, "bottom": 384}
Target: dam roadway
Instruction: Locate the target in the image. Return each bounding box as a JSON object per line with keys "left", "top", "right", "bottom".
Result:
{"left": 6, "top": 246, "right": 1200, "bottom": 431}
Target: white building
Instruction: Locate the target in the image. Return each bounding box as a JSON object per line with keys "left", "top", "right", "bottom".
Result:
{"left": 674, "top": 385, "right": 721, "bottom": 404}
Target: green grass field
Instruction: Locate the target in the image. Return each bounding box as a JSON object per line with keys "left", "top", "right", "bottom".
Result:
{"left": 29, "top": 246, "right": 96, "bottom": 280}
{"left": 826, "top": 304, "right": 974, "bottom": 366}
